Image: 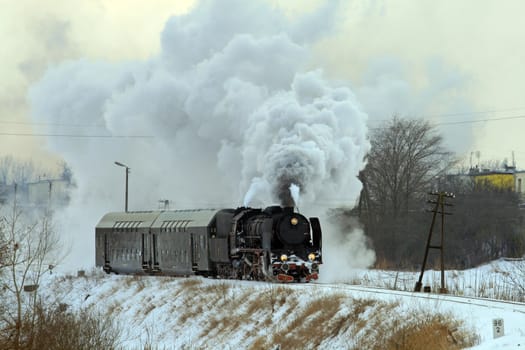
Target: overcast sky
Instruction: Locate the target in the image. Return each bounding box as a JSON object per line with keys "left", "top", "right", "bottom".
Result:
{"left": 1, "top": 0, "right": 525, "bottom": 170}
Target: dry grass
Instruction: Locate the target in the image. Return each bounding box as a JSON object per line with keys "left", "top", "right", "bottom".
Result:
{"left": 170, "top": 277, "right": 204, "bottom": 301}
{"left": 7, "top": 274, "right": 479, "bottom": 349}
{"left": 143, "top": 303, "right": 156, "bottom": 316}
{"left": 245, "top": 285, "right": 291, "bottom": 316}
{"left": 178, "top": 277, "right": 203, "bottom": 290}
{"left": 0, "top": 303, "right": 122, "bottom": 350}
{"left": 200, "top": 282, "right": 232, "bottom": 304}
{"left": 249, "top": 337, "right": 266, "bottom": 350}
{"left": 167, "top": 279, "right": 478, "bottom": 349}
{"left": 124, "top": 275, "right": 147, "bottom": 292}
{"left": 163, "top": 279, "right": 480, "bottom": 349}
{"left": 177, "top": 281, "right": 234, "bottom": 327}
{"left": 105, "top": 296, "right": 126, "bottom": 316}
{"left": 381, "top": 313, "right": 478, "bottom": 350}
{"left": 270, "top": 293, "right": 346, "bottom": 349}
{"left": 246, "top": 293, "right": 477, "bottom": 350}
{"left": 348, "top": 303, "right": 478, "bottom": 350}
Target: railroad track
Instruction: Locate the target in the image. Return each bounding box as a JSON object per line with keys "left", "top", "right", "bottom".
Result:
{"left": 302, "top": 283, "right": 525, "bottom": 314}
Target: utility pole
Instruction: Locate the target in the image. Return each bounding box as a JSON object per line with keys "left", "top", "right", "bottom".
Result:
{"left": 414, "top": 191, "right": 454, "bottom": 294}
{"left": 114, "top": 161, "right": 130, "bottom": 212}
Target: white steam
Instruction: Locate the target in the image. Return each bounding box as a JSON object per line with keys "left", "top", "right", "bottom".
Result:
{"left": 240, "top": 69, "right": 368, "bottom": 208}
{"left": 29, "top": 0, "right": 374, "bottom": 278}
{"left": 319, "top": 219, "right": 376, "bottom": 283}
{"left": 289, "top": 183, "right": 300, "bottom": 208}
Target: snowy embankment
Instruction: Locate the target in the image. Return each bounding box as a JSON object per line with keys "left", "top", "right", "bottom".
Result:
{"left": 37, "top": 260, "right": 525, "bottom": 349}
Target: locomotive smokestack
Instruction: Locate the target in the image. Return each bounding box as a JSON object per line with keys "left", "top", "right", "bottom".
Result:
{"left": 276, "top": 179, "right": 301, "bottom": 207}
{"left": 278, "top": 186, "right": 295, "bottom": 207}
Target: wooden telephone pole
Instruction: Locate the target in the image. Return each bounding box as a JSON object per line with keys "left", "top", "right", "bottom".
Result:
{"left": 414, "top": 191, "right": 454, "bottom": 294}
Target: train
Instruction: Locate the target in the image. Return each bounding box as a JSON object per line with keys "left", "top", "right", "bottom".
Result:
{"left": 95, "top": 206, "right": 322, "bottom": 282}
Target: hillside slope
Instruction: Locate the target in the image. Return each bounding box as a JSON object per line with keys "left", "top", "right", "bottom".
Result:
{"left": 35, "top": 268, "right": 524, "bottom": 349}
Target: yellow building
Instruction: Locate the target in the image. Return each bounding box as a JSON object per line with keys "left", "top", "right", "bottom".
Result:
{"left": 473, "top": 172, "right": 515, "bottom": 191}
{"left": 470, "top": 166, "right": 525, "bottom": 200}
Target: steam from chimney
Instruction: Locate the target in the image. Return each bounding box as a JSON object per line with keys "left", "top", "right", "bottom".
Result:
{"left": 289, "top": 183, "right": 300, "bottom": 208}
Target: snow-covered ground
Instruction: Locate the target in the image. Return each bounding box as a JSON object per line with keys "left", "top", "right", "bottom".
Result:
{"left": 320, "top": 284, "right": 525, "bottom": 349}
{"left": 354, "top": 258, "right": 525, "bottom": 302}
{"left": 33, "top": 259, "right": 525, "bottom": 349}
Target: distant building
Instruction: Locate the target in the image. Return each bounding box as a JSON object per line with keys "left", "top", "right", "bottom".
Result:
{"left": 468, "top": 165, "right": 525, "bottom": 204}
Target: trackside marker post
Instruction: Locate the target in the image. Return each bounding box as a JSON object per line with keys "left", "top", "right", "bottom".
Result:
{"left": 492, "top": 318, "right": 504, "bottom": 339}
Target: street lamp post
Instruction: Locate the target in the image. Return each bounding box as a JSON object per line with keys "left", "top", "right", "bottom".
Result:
{"left": 114, "top": 161, "right": 130, "bottom": 212}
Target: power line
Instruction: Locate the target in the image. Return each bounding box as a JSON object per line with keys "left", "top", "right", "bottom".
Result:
{"left": 420, "top": 107, "right": 525, "bottom": 119}
{"left": 368, "top": 114, "right": 525, "bottom": 129}
{"left": 4, "top": 106, "right": 525, "bottom": 128}
{"left": 434, "top": 114, "right": 525, "bottom": 126}
{"left": 0, "top": 132, "right": 153, "bottom": 138}
{"left": 0, "top": 120, "right": 106, "bottom": 128}
{"left": 3, "top": 114, "right": 524, "bottom": 138}
{"left": 367, "top": 106, "right": 525, "bottom": 123}
{"left": 3, "top": 110, "right": 525, "bottom": 139}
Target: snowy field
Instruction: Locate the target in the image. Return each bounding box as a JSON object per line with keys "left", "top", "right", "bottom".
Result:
{"left": 35, "top": 259, "right": 525, "bottom": 349}
{"left": 353, "top": 258, "right": 525, "bottom": 302}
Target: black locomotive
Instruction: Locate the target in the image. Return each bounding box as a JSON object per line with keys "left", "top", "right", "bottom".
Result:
{"left": 95, "top": 206, "right": 322, "bottom": 282}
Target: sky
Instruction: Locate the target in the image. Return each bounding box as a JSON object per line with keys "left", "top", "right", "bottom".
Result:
{"left": 2, "top": 0, "right": 525, "bottom": 170}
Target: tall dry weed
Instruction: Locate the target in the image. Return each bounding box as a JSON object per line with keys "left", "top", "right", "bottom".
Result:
{"left": 381, "top": 313, "right": 478, "bottom": 350}
{"left": 0, "top": 303, "right": 122, "bottom": 350}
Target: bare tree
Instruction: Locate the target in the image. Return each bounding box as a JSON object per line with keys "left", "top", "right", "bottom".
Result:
{"left": 0, "top": 193, "right": 61, "bottom": 349}
{"left": 59, "top": 161, "right": 73, "bottom": 184}
{"left": 0, "top": 156, "right": 14, "bottom": 185}
{"left": 496, "top": 260, "right": 525, "bottom": 302}
{"left": 0, "top": 156, "right": 51, "bottom": 186}
{"left": 1, "top": 194, "right": 120, "bottom": 349}
{"left": 359, "top": 116, "right": 455, "bottom": 266}
{"left": 362, "top": 116, "right": 454, "bottom": 217}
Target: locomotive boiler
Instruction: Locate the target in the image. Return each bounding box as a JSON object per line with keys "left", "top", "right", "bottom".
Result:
{"left": 95, "top": 206, "right": 322, "bottom": 282}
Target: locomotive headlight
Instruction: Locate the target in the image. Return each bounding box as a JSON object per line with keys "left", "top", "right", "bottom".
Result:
{"left": 280, "top": 254, "right": 288, "bottom": 262}
{"left": 308, "top": 253, "right": 316, "bottom": 261}
{"left": 290, "top": 217, "right": 298, "bottom": 225}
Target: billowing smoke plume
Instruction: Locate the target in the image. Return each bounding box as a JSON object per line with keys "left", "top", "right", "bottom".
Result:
{"left": 241, "top": 69, "right": 369, "bottom": 208}
{"left": 29, "top": 0, "right": 374, "bottom": 276}
{"left": 242, "top": 71, "right": 367, "bottom": 206}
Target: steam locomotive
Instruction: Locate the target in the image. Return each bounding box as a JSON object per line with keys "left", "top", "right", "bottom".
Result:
{"left": 95, "top": 206, "right": 322, "bottom": 282}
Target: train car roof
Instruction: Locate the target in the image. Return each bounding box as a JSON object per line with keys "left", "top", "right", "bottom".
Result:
{"left": 96, "top": 211, "right": 162, "bottom": 229}
{"left": 151, "top": 209, "right": 218, "bottom": 228}
{"left": 96, "top": 209, "right": 219, "bottom": 229}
